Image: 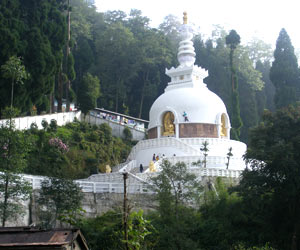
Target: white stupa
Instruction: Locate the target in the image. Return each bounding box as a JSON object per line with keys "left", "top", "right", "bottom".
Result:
{"left": 127, "top": 12, "right": 247, "bottom": 174}
{"left": 82, "top": 13, "right": 247, "bottom": 189}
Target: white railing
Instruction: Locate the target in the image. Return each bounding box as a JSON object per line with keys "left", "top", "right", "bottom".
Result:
{"left": 137, "top": 167, "right": 243, "bottom": 182}
{"left": 181, "top": 138, "right": 247, "bottom": 156}
{"left": 166, "top": 155, "right": 245, "bottom": 170}
{"left": 119, "top": 160, "right": 137, "bottom": 173}
{"left": 86, "top": 114, "right": 146, "bottom": 141}
{"left": 188, "top": 168, "right": 243, "bottom": 178}
{"left": 112, "top": 162, "right": 128, "bottom": 172}
{"left": 81, "top": 172, "right": 124, "bottom": 183}
{"left": 128, "top": 137, "right": 200, "bottom": 160}
{"left": 16, "top": 165, "right": 243, "bottom": 194}
{"left": 0, "top": 111, "right": 81, "bottom": 130}
{"left": 23, "top": 175, "right": 46, "bottom": 189}
{"left": 89, "top": 112, "right": 147, "bottom": 133}
{"left": 75, "top": 181, "right": 154, "bottom": 194}
{"left": 92, "top": 108, "right": 148, "bottom": 131}
{"left": 22, "top": 173, "right": 153, "bottom": 193}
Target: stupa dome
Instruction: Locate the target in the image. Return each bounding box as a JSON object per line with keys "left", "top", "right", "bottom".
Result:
{"left": 147, "top": 12, "right": 231, "bottom": 140}
{"left": 149, "top": 84, "right": 228, "bottom": 129}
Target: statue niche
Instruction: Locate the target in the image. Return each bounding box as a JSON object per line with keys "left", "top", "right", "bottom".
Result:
{"left": 162, "top": 111, "right": 175, "bottom": 136}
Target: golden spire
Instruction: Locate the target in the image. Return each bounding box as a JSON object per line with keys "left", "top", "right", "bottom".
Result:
{"left": 183, "top": 11, "right": 187, "bottom": 24}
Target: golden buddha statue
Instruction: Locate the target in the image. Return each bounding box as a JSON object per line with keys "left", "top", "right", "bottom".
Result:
{"left": 220, "top": 115, "right": 227, "bottom": 137}
{"left": 105, "top": 164, "right": 111, "bottom": 173}
{"left": 162, "top": 111, "right": 175, "bottom": 136}
{"left": 149, "top": 160, "right": 156, "bottom": 172}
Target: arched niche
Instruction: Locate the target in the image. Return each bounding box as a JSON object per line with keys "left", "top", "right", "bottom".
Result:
{"left": 161, "top": 111, "right": 175, "bottom": 137}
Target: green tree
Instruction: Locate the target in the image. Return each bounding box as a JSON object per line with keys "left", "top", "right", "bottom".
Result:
{"left": 236, "top": 104, "right": 300, "bottom": 250}
{"left": 226, "top": 30, "right": 243, "bottom": 140}
{"left": 150, "top": 160, "right": 201, "bottom": 249}
{"left": 94, "top": 18, "right": 136, "bottom": 113}
{"left": 0, "top": 116, "right": 32, "bottom": 226}
{"left": 1, "top": 56, "right": 29, "bottom": 108}
{"left": 194, "top": 28, "right": 263, "bottom": 143}
{"left": 226, "top": 30, "right": 241, "bottom": 90}
{"left": 77, "top": 72, "right": 100, "bottom": 115}
{"left": 76, "top": 210, "right": 123, "bottom": 250}
{"left": 126, "top": 210, "right": 154, "bottom": 250}
{"left": 233, "top": 243, "right": 276, "bottom": 250}
{"left": 123, "top": 127, "right": 133, "bottom": 142}
{"left": 200, "top": 140, "right": 209, "bottom": 168}
{"left": 270, "top": 28, "right": 300, "bottom": 109}
{"left": 226, "top": 146, "right": 233, "bottom": 169}
{"left": 158, "top": 14, "right": 181, "bottom": 52}
{"left": 246, "top": 38, "right": 273, "bottom": 64}
{"left": 126, "top": 10, "right": 173, "bottom": 118}
{"left": 0, "top": 0, "right": 67, "bottom": 115}
{"left": 37, "top": 177, "right": 83, "bottom": 228}
{"left": 197, "top": 178, "right": 248, "bottom": 250}
{"left": 255, "top": 60, "right": 276, "bottom": 114}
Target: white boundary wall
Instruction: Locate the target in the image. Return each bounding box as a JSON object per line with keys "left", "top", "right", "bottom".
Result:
{"left": 0, "top": 110, "right": 146, "bottom": 141}
{"left": 0, "top": 111, "right": 81, "bottom": 130}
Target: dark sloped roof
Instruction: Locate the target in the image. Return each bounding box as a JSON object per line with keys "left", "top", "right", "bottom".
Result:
{"left": 0, "top": 227, "right": 89, "bottom": 249}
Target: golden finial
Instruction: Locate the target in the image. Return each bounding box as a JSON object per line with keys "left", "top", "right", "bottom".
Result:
{"left": 183, "top": 11, "right": 188, "bottom": 24}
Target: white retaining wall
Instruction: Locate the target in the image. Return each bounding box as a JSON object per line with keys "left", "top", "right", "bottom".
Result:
{"left": 0, "top": 111, "right": 81, "bottom": 130}
{"left": 85, "top": 113, "right": 146, "bottom": 141}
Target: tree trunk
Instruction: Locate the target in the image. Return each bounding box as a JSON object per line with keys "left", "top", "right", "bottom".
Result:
{"left": 57, "top": 69, "right": 63, "bottom": 112}
{"left": 138, "top": 70, "right": 149, "bottom": 119}
{"left": 66, "top": 0, "right": 71, "bottom": 112}
{"left": 291, "top": 230, "right": 297, "bottom": 250}
{"left": 115, "top": 86, "right": 119, "bottom": 113}
{"left": 123, "top": 173, "right": 129, "bottom": 250}
{"left": 291, "top": 200, "right": 299, "bottom": 250}
{"left": 230, "top": 48, "right": 234, "bottom": 91}
{"left": 10, "top": 79, "right": 14, "bottom": 109}
{"left": 115, "top": 78, "right": 122, "bottom": 113}
{"left": 2, "top": 175, "right": 9, "bottom": 227}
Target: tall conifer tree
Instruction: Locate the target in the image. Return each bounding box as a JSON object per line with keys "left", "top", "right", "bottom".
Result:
{"left": 270, "top": 28, "right": 300, "bottom": 109}
{"left": 226, "top": 30, "right": 243, "bottom": 140}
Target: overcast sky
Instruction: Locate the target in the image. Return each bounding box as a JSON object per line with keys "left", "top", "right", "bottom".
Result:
{"left": 94, "top": 0, "right": 300, "bottom": 49}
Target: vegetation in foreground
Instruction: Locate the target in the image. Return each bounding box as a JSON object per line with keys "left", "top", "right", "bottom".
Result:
{"left": 25, "top": 119, "right": 133, "bottom": 179}
{"left": 74, "top": 104, "right": 300, "bottom": 250}
{"left": 1, "top": 105, "right": 300, "bottom": 249}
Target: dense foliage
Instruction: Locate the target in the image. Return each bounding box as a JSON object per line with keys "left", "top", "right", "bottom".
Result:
{"left": 24, "top": 120, "right": 132, "bottom": 179}
{"left": 76, "top": 107, "right": 300, "bottom": 250}
{"left": 1, "top": 1, "right": 300, "bottom": 248}
{"left": 236, "top": 104, "right": 300, "bottom": 250}
{"left": 2, "top": 0, "right": 298, "bottom": 142}
{"left": 1, "top": 104, "right": 300, "bottom": 249}
{"left": 270, "top": 28, "right": 300, "bottom": 109}
{"left": 0, "top": 115, "right": 32, "bottom": 226}
{"left": 38, "top": 176, "right": 83, "bottom": 228}
{"left": 0, "top": 0, "right": 67, "bottom": 115}
{"left": 225, "top": 29, "right": 242, "bottom": 140}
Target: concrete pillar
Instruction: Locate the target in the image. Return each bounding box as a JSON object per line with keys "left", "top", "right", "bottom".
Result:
{"left": 175, "top": 123, "right": 179, "bottom": 138}
{"left": 157, "top": 125, "right": 161, "bottom": 138}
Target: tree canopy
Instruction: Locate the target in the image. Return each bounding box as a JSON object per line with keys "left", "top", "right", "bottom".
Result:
{"left": 237, "top": 104, "right": 300, "bottom": 249}
{"left": 270, "top": 28, "right": 300, "bottom": 109}
{"left": 1, "top": 1, "right": 296, "bottom": 143}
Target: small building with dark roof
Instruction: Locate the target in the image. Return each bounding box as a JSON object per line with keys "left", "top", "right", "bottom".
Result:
{"left": 0, "top": 227, "right": 89, "bottom": 250}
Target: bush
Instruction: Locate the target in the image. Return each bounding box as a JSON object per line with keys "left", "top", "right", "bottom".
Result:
{"left": 41, "top": 120, "right": 48, "bottom": 130}
{"left": 123, "top": 127, "right": 132, "bottom": 142}
{"left": 49, "top": 119, "right": 57, "bottom": 132}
